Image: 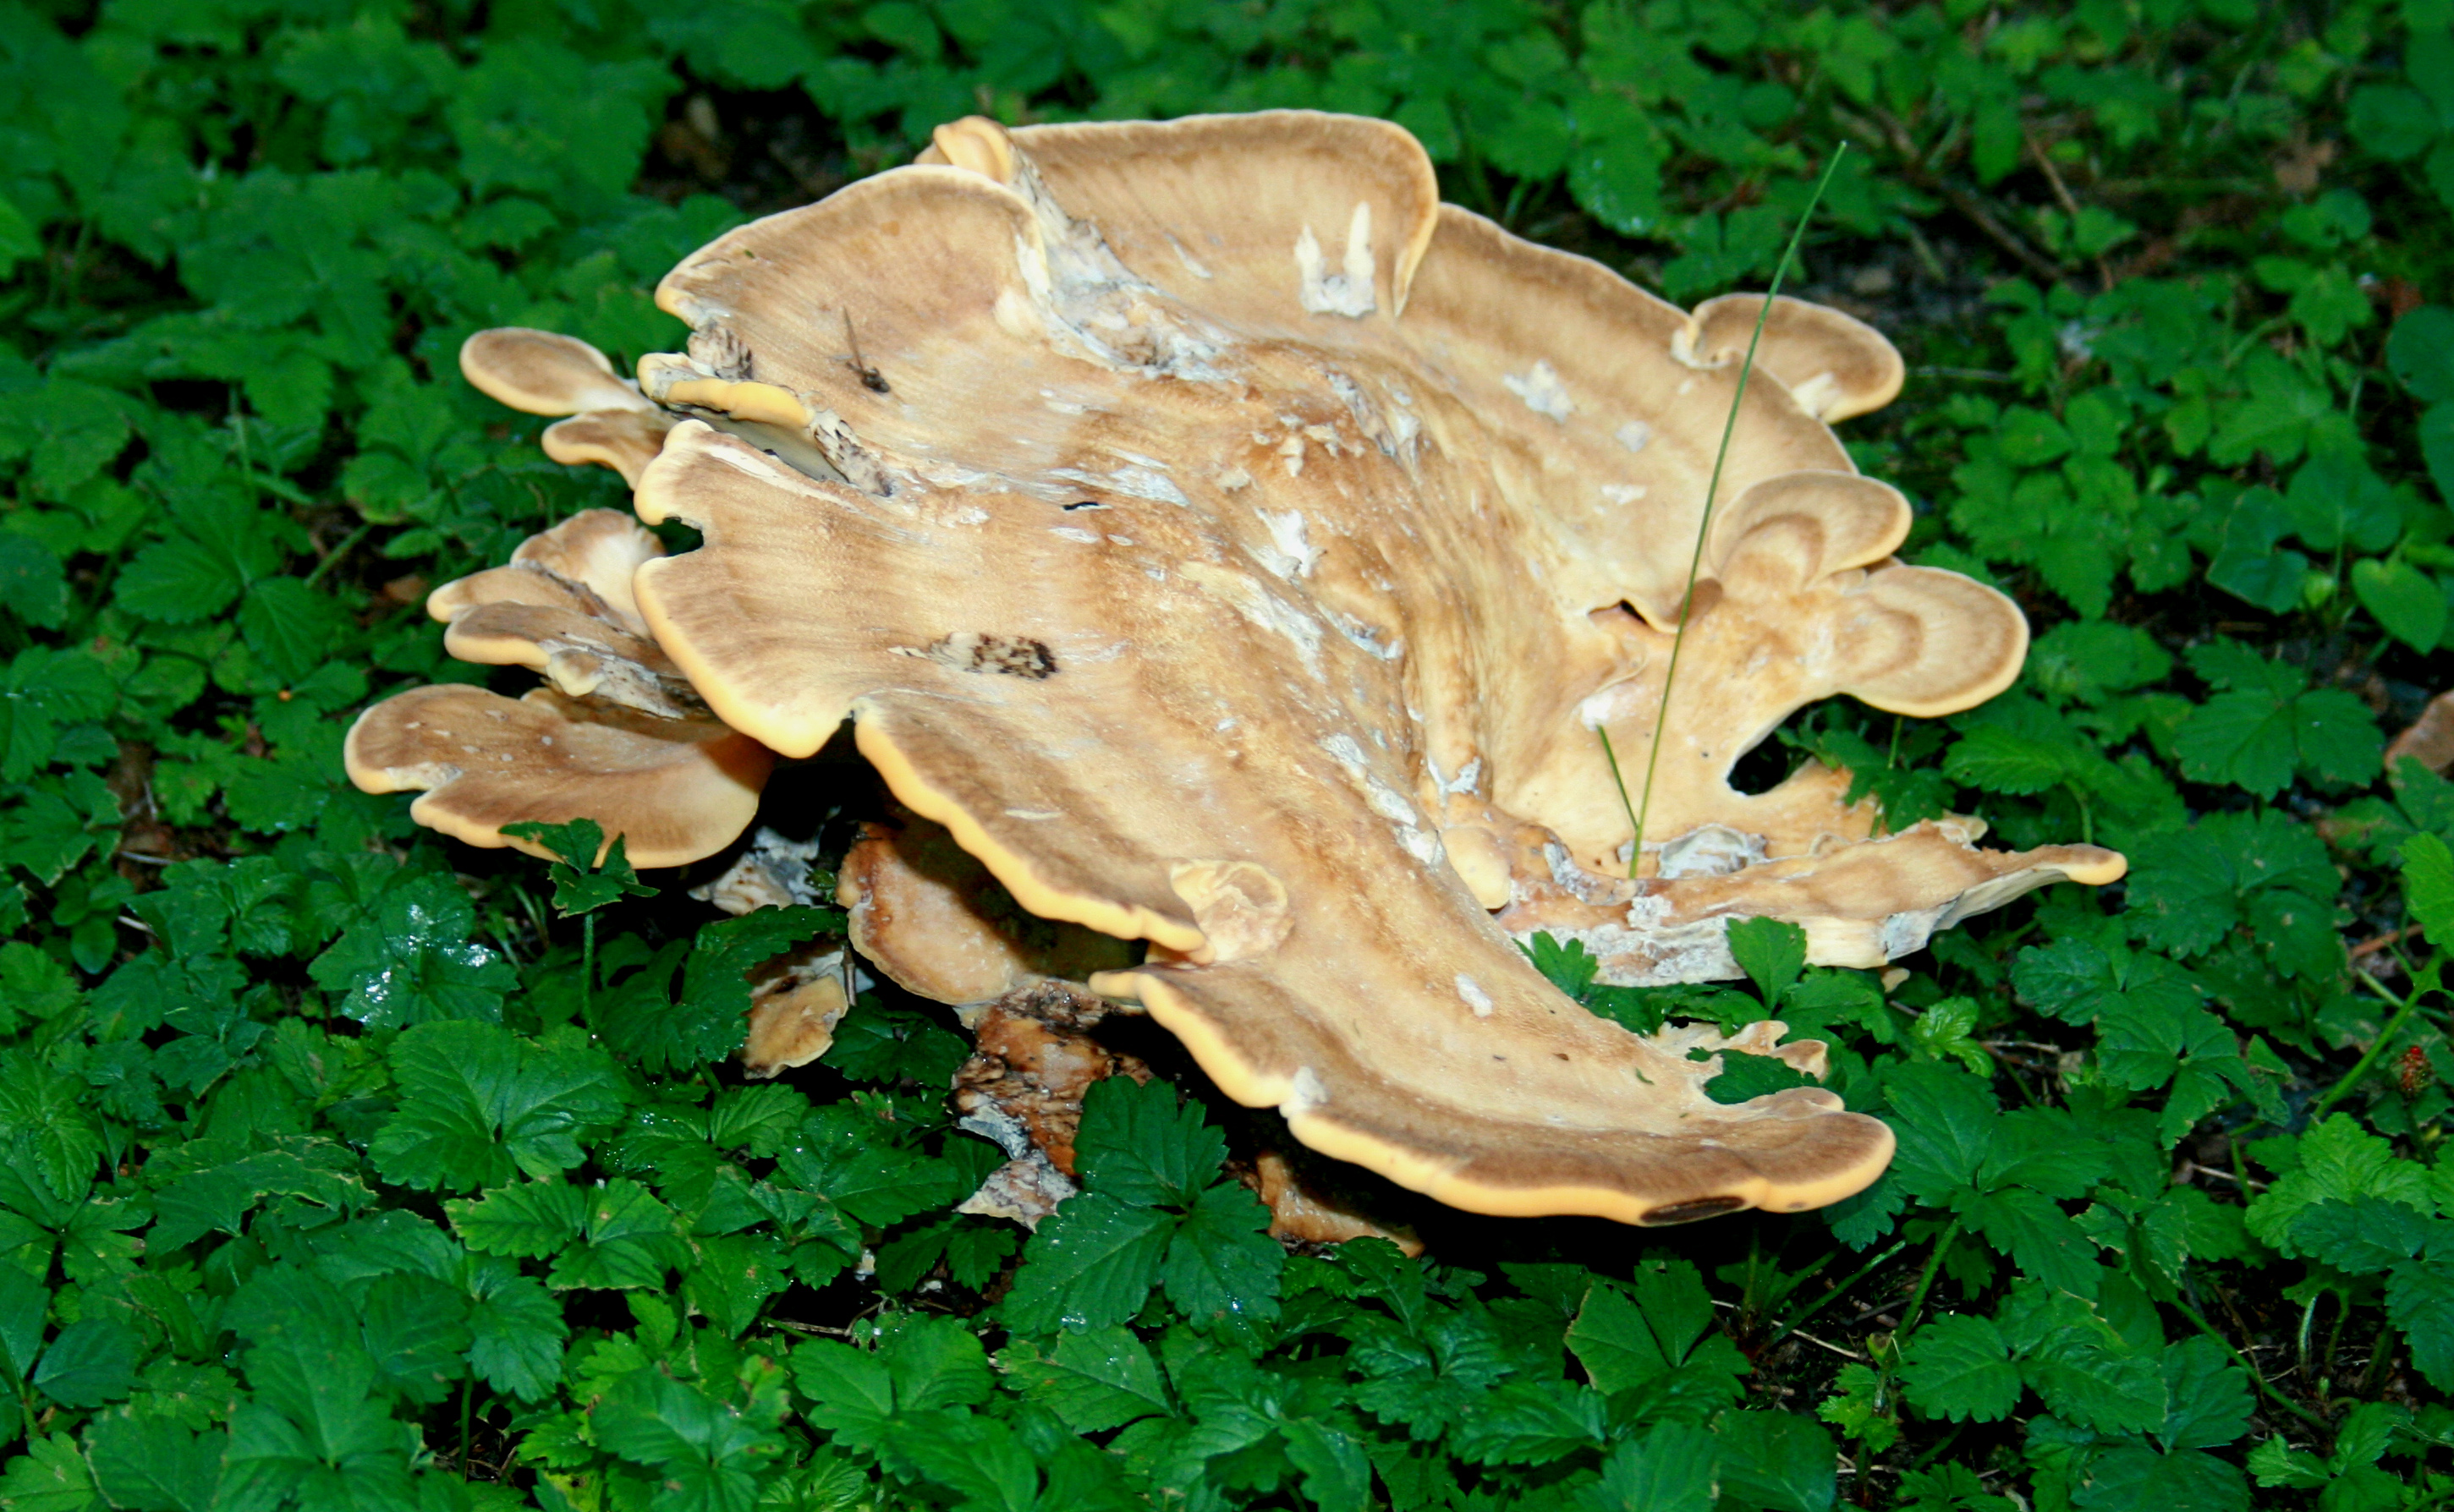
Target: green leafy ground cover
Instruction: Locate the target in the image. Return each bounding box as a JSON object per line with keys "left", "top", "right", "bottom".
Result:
{"left": 3, "top": 0, "right": 2454, "bottom": 1506}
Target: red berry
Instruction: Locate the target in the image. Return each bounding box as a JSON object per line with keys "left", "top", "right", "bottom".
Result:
{"left": 2399, "top": 1044, "right": 2432, "bottom": 1098}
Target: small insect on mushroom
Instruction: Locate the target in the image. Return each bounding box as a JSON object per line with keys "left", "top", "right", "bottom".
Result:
{"left": 843, "top": 310, "right": 890, "bottom": 395}
{"left": 349, "top": 110, "right": 2127, "bottom": 1229}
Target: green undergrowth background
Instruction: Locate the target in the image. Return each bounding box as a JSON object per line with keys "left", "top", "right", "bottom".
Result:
{"left": 3, "top": 0, "right": 2454, "bottom": 1506}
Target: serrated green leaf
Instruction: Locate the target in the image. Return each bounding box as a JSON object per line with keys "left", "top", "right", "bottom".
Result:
{"left": 1003, "top": 1325, "right": 1172, "bottom": 1433}
{"left": 1002, "top": 1193, "right": 1173, "bottom": 1335}
{"left": 447, "top": 1181, "right": 587, "bottom": 1258}
{"left": 1901, "top": 1313, "right": 2020, "bottom": 1423}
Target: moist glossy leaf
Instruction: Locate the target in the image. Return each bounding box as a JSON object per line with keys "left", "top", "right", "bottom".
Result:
{"left": 1161, "top": 1179, "right": 1283, "bottom": 1323}
{"left": 307, "top": 873, "right": 515, "bottom": 1027}
{"left": 821, "top": 997, "right": 969, "bottom": 1086}
{"left": 1001, "top": 1193, "right": 1174, "bottom": 1335}
{"left": 1004, "top": 1325, "right": 1172, "bottom": 1432}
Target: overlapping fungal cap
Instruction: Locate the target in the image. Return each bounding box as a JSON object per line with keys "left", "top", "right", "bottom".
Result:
{"left": 459, "top": 328, "right": 677, "bottom": 485}
{"left": 598, "top": 108, "right": 2127, "bottom": 1224}
{"left": 343, "top": 506, "right": 772, "bottom": 868}
{"left": 838, "top": 812, "right": 1139, "bottom": 1011}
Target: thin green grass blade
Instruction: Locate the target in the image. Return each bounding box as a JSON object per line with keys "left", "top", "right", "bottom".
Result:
{"left": 1617, "top": 145, "right": 1853, "bottom": 879}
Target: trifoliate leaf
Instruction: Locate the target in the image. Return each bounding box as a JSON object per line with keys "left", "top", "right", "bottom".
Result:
{"left": 2245, "top": 1115, "right": 2433, "bottom": 1255}
{"left": 1076, "top": 1074, "right": 1228, "bottom": 1208}
{"left": 1161, "top": 1180, "right": 1282, "bottom": 1323}
{"left": 308, "top": 873, "right": 515, "bottom": 1027}
{"left": 367, "top": 1021, "right": 623, "bottom": 1192}
{"left": 1565, "top": 1259, "right": 1746, "bottom": 1406}
{"left": 1726, "top": 917, "right": 1808, "bottom": 1007}
{"left": 546, "top": 1179, "right": 688, "bottom": 1291}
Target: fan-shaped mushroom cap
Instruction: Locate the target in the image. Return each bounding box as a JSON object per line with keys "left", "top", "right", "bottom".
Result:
{"left": 1675, "top": 295, "right": 1906, "bottom": 423}
{"left": 460, "top": 329, "right": 656, "bottom": 418}
{"left": 837, "top": 814, "right": 1140, "bottom": 1008}
{"left": 1254, "top": 1150, "right": 1424, "bottom": 1254}
{"left": 343, "top": 684, "right": 771, "bottom": 868}
{"left": 741, "top": 942, "right": 854, "bottom": 1077}
{"left": 543, "top": 409, "right": 678, "bottom": 486}
{"left": 420, "top": 512, "right": 707, "bottom": 720}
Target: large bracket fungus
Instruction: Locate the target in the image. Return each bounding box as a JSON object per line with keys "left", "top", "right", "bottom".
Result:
{"left": 348, "top": 111, "right": 2125, "bottom": 1226}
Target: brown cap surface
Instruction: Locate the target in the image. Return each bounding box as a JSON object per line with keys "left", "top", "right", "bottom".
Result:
{"left": 343, "top": 684, "right": 771, "bottom": 868}
{"left": 460, "top": 328, "right": 656, "bottom": 418}
{"left": 838, "top": 814, "right": 1139, "bottom": 1007}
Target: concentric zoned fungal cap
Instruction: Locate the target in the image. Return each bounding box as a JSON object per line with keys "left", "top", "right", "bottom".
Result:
{"left": 1675, "top": 294, "right": 1907, "bottom": 422}
{"left": 343, "top": 684, "right": 771, "bottom": 868}
{"left": 531, "top": 110, "right": 2111, "bottom": 1222}
{"left": 461, "top": 331, "right": 678, "bottom": 485}
{"left": 423, "top": 511, "right": 706, "bottom": 720}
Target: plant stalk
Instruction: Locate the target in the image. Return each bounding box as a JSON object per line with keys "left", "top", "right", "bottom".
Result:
{"left": 1631, "top": 145, "right": 1850, "bottom": 863}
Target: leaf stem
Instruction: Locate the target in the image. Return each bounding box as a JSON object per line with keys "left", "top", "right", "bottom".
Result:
{"left": 302, "top": 522, "right": 373, "bottom": 589}
{"left": 2170, "top": 1292, "right": 2330, "bottom": 1431}
{"left": 2309, "top": 968, "right": 2426, "bottom": 1120}
{"left": 1890, "top": 1213, "right": 1961, "bottom": 1348}
{"left": 1631, "top": 145, "right": 1850, "bottom": 863}
{"left": 1765, "top": 1237, "right": 1909, "bottom": 1350}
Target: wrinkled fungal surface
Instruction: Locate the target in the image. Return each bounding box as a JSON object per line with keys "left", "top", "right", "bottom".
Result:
{"left": 349, "top": 110, "right": 2128, "bottom": 1226}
